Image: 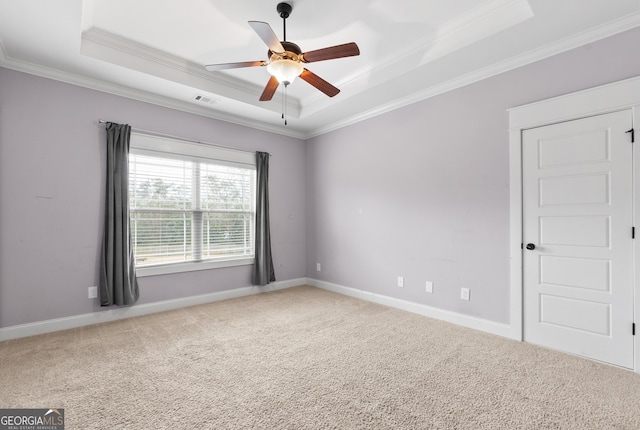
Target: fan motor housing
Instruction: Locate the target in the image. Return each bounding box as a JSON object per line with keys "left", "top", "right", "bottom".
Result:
{"left": 268, "top": 41, "right": 302, "bottom": 61}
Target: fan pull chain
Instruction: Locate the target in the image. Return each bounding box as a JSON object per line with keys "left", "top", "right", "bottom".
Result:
{"left": 282, "top": 84, "right": 288, "bottom": 126}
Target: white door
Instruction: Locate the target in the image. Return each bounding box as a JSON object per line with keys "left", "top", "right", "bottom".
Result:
{"left": 522, "top": 110, "right": 634, "bottom": 369}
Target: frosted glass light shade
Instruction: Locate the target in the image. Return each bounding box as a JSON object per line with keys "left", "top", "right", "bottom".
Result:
{"left": 267, "top": 59, "right": 303, "bottom": 85}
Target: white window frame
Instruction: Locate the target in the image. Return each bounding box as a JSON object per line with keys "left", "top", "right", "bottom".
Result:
{"left": 129, "top": 132, "right": 256, "bottom": 277}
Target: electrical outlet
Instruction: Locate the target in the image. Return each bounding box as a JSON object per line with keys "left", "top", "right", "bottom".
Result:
{"left": 425, "top": 281, "right": 433, "bottom": 293}
{"left": 461, "top": 288, "right": 470, "bottom": 301}
{"left": 316, "top": 263, "right": 321, "bottom": 272}
{"left": 397, "top": 276, "right": 404, "bottom": 288}
{"left": 88, "top": 286, "right": 98, "bottom": 299}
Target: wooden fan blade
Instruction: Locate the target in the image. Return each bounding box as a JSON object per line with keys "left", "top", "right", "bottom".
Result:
{"left": 205, "top": 61, "right": 266, "bottom": 71}
{"left": 301, "top": 42, "right": 360, "bottom": 63}
{"left": 299, "top": 69, "right": 340, "bottom": 97}
{"left": 259, "top": 76, "right": 280, "bottom": 101}
{"left": 248, "top": 21, "right": 285, "bottom": 54}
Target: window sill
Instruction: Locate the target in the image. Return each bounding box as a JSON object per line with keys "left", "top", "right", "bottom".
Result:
{"left": 136, "top": 257, "right": 254, "bottom": 277}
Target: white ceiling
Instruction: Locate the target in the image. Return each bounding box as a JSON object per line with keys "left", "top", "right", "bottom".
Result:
{"left": 1, "top": 0, "right": 639, "bottom": 138}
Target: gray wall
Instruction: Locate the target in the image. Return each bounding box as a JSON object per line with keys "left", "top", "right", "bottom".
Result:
{"left": 0, "top": 69, "right": 307, "bottom": 327}
{"left": 305, "top": 27, "right": 640, "bottom": 324}
{"left": 3, "top": 26, "right": 640, "bottom": 330}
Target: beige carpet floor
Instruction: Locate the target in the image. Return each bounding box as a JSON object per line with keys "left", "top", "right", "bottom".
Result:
{"left": 1, "top": 285, "right": 640, "bottom": 429}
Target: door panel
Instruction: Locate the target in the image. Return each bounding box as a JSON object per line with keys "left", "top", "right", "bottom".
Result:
{"left": 523, "top": 110, "right": 634, "bottom": 369}
{"left": 539, "top": 216, "right": 610, "bottom": 247}
{"left": 538, "top": 129, "right": 609, "bottom": 167}
{"left": 539, "top": 173, "right": 609, "bottom": 206}
{"left": 540, "top": 256, "right": 610, "bottom": 292}
{"left": 539, "top": 295, "right": 610, "bottom": 335}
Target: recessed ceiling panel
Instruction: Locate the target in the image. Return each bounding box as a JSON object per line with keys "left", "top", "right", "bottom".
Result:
{"left": 0, "top": 0, "right": 639, "bottom": 136}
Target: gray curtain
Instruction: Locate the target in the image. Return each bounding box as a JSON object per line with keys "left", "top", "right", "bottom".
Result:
{"left": 99, "top": 122, "right": 140, "bottom": 306}
{"left": 252, "top": 151, "right": 276, "bottom": 286}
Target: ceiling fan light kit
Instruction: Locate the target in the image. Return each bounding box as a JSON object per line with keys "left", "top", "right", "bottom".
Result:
{"left": 205, "top": 1, "right": 361, "bottom": 122}
{"left": 266, "top": 58, "right": 303, "bottom": 86}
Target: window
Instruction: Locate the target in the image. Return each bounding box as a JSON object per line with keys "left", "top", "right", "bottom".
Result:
{"left": 128, "top": 133, "right": 256, "bottom": 276}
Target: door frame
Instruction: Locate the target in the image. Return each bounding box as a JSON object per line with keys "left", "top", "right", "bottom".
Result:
{"left": 508, "top": 75, "right": 640, "bottom": 373}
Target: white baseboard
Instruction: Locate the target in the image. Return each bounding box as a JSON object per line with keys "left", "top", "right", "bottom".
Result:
{"left": 306, "top": 278, "right": 517, "bottom": 340}
{"left": 0, "top": 278, "right": 305, "bottom": 341}
{"left": 1, "top": 277, "right": 516, "bottom": 342}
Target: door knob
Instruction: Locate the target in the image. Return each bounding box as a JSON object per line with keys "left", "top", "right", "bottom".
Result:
{"left": 526, "top": 243, "right": 536, "bottom": 250}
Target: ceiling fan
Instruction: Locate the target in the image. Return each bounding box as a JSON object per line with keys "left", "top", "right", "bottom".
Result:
{"left": 204, "top": 2, "right": 360, "bottom": 102}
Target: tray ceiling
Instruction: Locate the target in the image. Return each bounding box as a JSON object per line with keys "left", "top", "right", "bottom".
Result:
{"left": 1, "top": 0, "right": 639, "bottom": 138}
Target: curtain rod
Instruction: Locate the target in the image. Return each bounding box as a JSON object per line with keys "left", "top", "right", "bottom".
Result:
{"left": 98, "top": 120, "right": 271, "bottom": 156}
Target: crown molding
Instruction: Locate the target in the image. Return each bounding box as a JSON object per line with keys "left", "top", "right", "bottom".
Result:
{"left": 0, "top": 38, "right": 305, "bottom": 138}
{"left": 305, "top": 11, "right": 640, "bottom": 139}
{"left": 3, "top": 8, "right": 640, "bottom": 141}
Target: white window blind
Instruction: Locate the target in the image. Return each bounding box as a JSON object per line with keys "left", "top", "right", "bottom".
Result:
{"left": 128, "top": 132, "right": 256, "bottom": 275}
